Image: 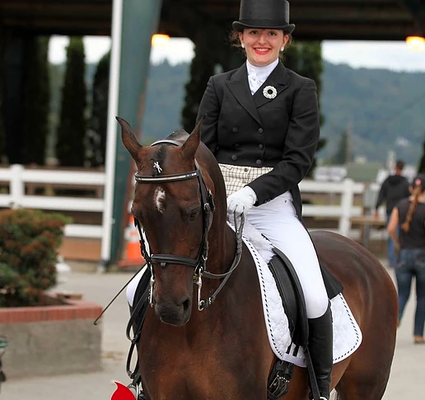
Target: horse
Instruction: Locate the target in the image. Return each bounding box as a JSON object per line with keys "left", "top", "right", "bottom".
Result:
{"left": 118, "top": 116, "right": 398, "bottom": 400}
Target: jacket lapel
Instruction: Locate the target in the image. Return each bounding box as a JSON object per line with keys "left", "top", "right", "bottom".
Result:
{"left": 226, "top": 65, "right": 262, "bottom": 125}
{"left": 253, "top": 62, "right": 289, "bottom": 108}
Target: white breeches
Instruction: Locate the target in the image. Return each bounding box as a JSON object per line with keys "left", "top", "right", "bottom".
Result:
{"left": 247, "top": 192, "right": 328, "bottom": 319}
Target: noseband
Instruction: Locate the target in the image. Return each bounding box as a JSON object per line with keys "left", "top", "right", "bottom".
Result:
{"left": 133, "top": 139, "right": 244, "bottom": 311}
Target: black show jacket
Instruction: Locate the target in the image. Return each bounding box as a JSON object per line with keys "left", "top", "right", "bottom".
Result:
{"left": 197, "top": 61, "right": 320, "bottom": 218}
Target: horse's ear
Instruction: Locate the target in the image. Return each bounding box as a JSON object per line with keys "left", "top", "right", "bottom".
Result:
{"left": 116, "top": 116, "right": 143, "bottom": 160}
{"left": 181, "top": 117, "right": 203, "bottom": 160}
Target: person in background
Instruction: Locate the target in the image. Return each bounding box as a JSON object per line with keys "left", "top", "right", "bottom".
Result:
{"left": 375, "top": 159, "right": 410, "bottom": 267}
{"left": 388, "top": 174, "right": 425, "bottom": 344}
{"left": 196, "top": 0, "right": 331, "bottom": 398}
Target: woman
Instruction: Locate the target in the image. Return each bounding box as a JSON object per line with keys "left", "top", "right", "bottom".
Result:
{"left": 388, "top": 174, "right": 425, "bottom": 344}
{"left": 196, "top": 0, "right": 332, "bottom": 399}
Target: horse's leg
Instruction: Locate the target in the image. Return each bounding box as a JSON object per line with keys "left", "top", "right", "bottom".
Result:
{"left": 333, "top": 326, "right": 395, "bottom": 400}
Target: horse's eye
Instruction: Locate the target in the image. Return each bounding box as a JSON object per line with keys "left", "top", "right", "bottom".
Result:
{"left": 189, "top": 208, "right": 200, "bottom": 221}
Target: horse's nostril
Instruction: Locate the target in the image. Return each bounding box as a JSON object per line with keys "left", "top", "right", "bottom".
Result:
{"left": 182, "top": 298, "right": 191, "bottom": 313}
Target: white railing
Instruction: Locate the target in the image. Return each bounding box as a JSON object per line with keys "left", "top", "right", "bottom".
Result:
{"left": 299, "top": 179, "right": 365, "bottom": 236}
{"left": 0, "top": 164, "right": 366, "bottom": 243}
{"left": 0, "top": 164, "right": 106, "bottom": 239}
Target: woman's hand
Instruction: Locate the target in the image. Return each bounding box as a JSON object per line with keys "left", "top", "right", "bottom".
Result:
{"left": 227, "top": 186, "right": 257, "bottom": 216}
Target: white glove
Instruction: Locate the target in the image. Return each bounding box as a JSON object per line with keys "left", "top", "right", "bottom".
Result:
{"left": 227, "top": 186, "right": 257, "bottom": 216}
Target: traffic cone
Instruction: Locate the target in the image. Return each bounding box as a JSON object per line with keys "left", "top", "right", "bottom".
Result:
{"left": 119, "top": 215, "right": 145, "bottom": 267}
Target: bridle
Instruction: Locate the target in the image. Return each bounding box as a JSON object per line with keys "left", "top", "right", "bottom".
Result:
{"left": 133, "top": 139, "right": 244, "bottom": 311}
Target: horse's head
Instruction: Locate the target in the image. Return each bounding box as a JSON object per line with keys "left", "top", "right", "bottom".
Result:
{"left": 118, "top": 117, "right": 225, "bottom": 327}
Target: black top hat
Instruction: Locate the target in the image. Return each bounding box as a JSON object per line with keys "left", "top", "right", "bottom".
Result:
{"left": 232, "top": 0, "right": 295, "bottom": 33}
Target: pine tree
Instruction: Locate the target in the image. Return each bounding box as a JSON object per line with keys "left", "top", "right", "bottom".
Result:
{"left": 56, "top": 37, "right": 87, "bottom": 167}
{"left": 181, "top": 29, "right": 217, "bottom": 132}
{"left": 0, "top": 96, "right": 4, "bottom": 162}
{"left": 329, "top": 129, "right": 352, "bottom": 165}
{"left": 22, "top": 36, "right": 50, "bottom": 165}
{"left": 87, "top": 51, "right": 110, "bottom": 167}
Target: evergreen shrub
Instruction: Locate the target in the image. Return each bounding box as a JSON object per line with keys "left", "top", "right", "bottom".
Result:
{"left": 0, "top": 209, "right": 71, "bottom": 307}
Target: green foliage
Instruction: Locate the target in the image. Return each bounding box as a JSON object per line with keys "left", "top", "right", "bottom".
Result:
{"left": 181, "top": 37, "right": 217, "bottom": 132}
{"left": 87, "top": 51, "right": 110, "bottom": 166}
{"left": 285, "top": 41, "right": 324, "bottom": 125}
{"left": 0, "top": 209, "right": 71, "bottom": 307}
{"left": 56, "top": 37, "right": 87, "bottom": 167}
{"left": 0, "top": 29, "right": 6, "bottom": 162}
{"left": 283, "top": 41, "right": 325, "bottom": 174}
{"left": 22, "top": 36, "right": 50, "bottom": 165}
{"left": 46, "top": 63, "right": 65, "bottom": 160}
{"left": 0, "top": 102, "right": 4, "bottom": 162}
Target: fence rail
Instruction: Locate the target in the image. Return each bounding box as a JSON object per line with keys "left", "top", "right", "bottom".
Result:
{"left": 0, "top": 164, "right": 106, "bottom": 239}
{"left": 0, "top": 164, "right": 368, "bottom": 246}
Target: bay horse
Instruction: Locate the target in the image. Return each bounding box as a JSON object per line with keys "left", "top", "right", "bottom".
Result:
{"left": 118, "top": 117, "right": 398, "bottom": 400}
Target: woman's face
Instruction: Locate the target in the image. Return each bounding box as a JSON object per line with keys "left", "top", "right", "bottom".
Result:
{"left": 239, "top": 28, "right": 289, "bottom": 67}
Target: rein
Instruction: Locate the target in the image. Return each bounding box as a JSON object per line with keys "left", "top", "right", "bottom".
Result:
{"left": 134, "top": 139, "right": 244, "bottom": 311}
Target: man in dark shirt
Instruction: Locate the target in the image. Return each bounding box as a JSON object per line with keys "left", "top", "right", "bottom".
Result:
{"left": 374, "top": 159, "right": 411, "bottom": 267}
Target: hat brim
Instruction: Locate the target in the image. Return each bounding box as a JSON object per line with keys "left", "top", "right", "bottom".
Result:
{"left": 232, "top": 21, "right": 295, "bottom": 34}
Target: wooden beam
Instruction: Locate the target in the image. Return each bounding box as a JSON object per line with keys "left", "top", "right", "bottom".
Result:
{"left": 0, "top": 0, "right": 423, "bottom": 40}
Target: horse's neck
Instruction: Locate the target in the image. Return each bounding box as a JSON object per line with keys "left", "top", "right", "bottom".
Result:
{"left": 207, "top": 222, "right": 237, "bottom": 273}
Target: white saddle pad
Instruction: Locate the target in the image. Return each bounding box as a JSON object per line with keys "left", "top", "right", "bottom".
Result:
{"left": 239, "top": 222, "right": 362, "bottom": 367}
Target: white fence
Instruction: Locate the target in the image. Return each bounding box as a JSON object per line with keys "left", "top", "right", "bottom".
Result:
{"left": 0, "top": 164, "right": 106, "bottom": 239}
{"left": 0, "top": 164, "right": 367, "bottom": 243}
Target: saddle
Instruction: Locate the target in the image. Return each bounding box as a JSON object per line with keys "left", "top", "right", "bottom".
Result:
{"left": 266, "top": 247, "right": 342, "bottom": 399}
{"left": 126, "top": 249, "right": 343, "bottom": 400}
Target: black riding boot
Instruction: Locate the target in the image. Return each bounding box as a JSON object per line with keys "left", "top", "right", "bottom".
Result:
{"left": 308, "top": 303, "right": 333, "bottom": 400}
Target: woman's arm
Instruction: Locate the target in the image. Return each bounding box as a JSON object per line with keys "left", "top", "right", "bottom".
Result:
{"left": 248, "top": 79, "right": 320, "bottom": 205}
{"left": 387, "top": 207, "right": 400, "bottom": 253}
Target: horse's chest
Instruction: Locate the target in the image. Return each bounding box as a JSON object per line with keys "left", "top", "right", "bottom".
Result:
{"left": 141, "top": 343, "right": 268, "bottom": 399}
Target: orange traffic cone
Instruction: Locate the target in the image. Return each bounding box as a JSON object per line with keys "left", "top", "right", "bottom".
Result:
{"left": 119, "top": 215, "right": 145, "bottom": 267}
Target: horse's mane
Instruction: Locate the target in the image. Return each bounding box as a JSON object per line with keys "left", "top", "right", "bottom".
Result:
{"left": 166, "top": 129, "right": 189, "bottom": 142}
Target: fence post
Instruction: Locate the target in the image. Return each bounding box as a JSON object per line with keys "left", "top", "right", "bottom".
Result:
{"left": 339, "top": 178, "right": 354, "bottom": 236}
{"left": 10, "top": 164, "right": 24, "bottom": 208}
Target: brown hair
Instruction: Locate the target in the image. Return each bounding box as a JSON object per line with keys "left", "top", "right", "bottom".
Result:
{"left": 401, "top": 174, "right": 425, "bottom": 232}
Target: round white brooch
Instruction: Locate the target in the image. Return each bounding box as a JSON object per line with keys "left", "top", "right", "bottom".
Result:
{"left": 263, "top": 85, "right": 277, "bottom": 99}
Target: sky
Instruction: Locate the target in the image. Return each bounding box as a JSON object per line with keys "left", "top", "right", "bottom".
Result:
{"left": 48, "top": 35, "right": 425, "bottom": 73}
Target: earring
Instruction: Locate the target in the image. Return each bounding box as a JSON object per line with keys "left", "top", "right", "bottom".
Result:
{"left": 241, "top": 43, "right": 245, "bottom": 49}
{"left": 280, "top": 46, "right": 285, "bottom": 51}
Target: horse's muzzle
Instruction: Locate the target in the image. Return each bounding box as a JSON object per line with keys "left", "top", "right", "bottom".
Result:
{"left": 154, "top": 296, "right": 192, "bottom": 326}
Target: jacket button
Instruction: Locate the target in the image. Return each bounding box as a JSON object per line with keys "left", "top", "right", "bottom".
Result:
{"left": 234, "top": 143, "right": 240, "bottom": 149}
{"left": 258, "top": 128, "right": 264, "bottom": 134}
{"left": 256, "top": 159, "right": 262, "bottom": 165}
{"left": 232, "top": 127, "right": 238, "bottom": 133}
{"left": 231, "top": 154, "right": 238, "bottom": 161}
{"left": 258, "top": 144, "right": 264, "bottom": 150}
